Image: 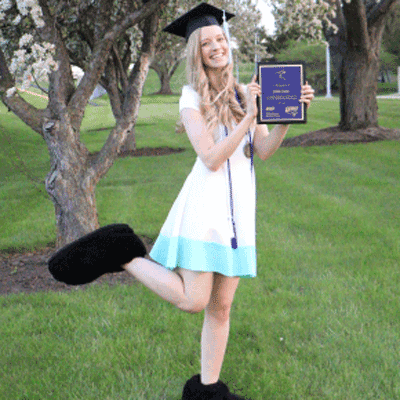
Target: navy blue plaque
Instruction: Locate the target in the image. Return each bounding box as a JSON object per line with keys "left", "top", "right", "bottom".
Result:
{"left": 257, "top": 62, "right": 306, "bottom": 124}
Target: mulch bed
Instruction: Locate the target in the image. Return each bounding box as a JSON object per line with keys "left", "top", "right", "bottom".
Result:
{"left": 2, "top": 130, "right": 399, "bottom": 297}
{"left": 0, "top": 237, "right": 154, "bottom": 296}
{"left": 281, "top": 126, "right": 400, "bottom": 147}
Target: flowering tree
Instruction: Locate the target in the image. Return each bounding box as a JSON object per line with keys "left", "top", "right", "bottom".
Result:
{"left": 0, "top": 0, "right": 168, "bottom": 247}
{"left": 269, "top": 0, "right": 400, "bottom": 141}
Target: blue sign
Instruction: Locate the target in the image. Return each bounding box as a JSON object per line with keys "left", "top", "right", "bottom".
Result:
{"left": 257, "top": 62, "right": 306, "bottom": 124}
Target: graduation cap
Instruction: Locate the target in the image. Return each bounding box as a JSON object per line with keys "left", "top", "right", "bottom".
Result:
{"left": 163, "top": 2, "right": 235, "bottom": 62}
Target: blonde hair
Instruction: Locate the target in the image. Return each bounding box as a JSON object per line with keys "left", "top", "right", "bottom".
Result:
{"left": 178, "top": 27, "right": 248, "bottom": 140}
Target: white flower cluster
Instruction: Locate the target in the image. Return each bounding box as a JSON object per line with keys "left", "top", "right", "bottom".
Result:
{"left": 15, "top": 0, "right": 44, "bottom": 28}
{"left": 9, "top": 39, "right": 57, "bottom": 93}
{"left": 0, "top": 0, "right": 58, "bottom": 97}
{"left": 269, "top": 0, "right": 339, "bottom": 42}
{"left": 1, "top": 0, "right": 44, "bottom": 26}
{"left": 0, "top": 0, "right": 13, "bottom": 19}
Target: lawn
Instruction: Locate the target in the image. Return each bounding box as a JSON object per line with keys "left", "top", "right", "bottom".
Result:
{"left": 0, "top": 68, "right": 399, "bottom": 399}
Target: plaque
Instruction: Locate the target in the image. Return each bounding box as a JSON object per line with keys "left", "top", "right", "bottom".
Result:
{"left": 256, "top": 62, "right": 307, "bottom": 124}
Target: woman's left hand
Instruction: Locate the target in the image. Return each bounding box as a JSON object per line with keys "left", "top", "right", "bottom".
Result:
{"left": 300, "top": 82, "right": 315, "bottom": 109}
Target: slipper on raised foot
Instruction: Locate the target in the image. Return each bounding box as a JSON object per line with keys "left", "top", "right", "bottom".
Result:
{"left": 48, "top": 223, "right": 147, "bottom": 285}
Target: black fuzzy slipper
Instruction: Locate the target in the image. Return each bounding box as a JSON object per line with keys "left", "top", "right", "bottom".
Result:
{"left": 182, "top": 374, "right": 249, "bottom": 400}
{"left": 48, "top": 223, "right": 147, "bottom": 285}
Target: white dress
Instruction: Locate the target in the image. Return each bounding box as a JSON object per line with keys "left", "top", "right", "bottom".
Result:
{"left": 149, "top": 85, "right": 257, "bottom": 278}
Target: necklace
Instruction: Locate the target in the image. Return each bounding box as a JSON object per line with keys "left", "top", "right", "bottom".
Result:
{"left": 223, "top": 89, "right": 255, "bottom": 250}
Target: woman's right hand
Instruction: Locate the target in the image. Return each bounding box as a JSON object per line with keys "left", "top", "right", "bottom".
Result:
{"left": 246, "top": 75, "right": 261, "bottom": 118}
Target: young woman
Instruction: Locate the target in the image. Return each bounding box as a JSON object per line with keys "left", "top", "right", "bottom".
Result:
{"left": 49, "top": 3, "right": 314, "bottom": 399}
{"left": 127, "top": 4, "right": 314, "bottom": 397}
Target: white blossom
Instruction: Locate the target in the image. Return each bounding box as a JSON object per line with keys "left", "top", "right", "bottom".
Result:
{"left": 0, "top": 31, "right": 6, "bottom": 48}
{"left": 14, "top": 0, "right": 45, "bottom": 28}
{"left": 19, "top": 33, "right": 33, "bottom": 47}
{"left": 6, "top": 87, "right": 17, "bottom": 97}
{"left": 0, "top": 0, "right": 57, "bottom": 94}
{"left": 268, "top": 0, "right": 339, "bottom": 42}
{"left": 0, "top": 0, "right": 13, "bottom": 11}
{"left": 13, "top": 14, "right": 21, "bottom": 24}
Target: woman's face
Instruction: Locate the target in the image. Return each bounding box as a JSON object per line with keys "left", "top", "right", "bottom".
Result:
{"left": 200, "top": 25, "right": 229, "bottom": 70}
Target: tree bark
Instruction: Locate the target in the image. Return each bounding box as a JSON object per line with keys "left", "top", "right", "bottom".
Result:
{"left": 338, "top": 44, "right": 381, "bottom": 130}
{"left": 120, "top": 127, "right": 137, "bottom": 152}
{"left": 43, "top": 116, "right": 98, "bottom": 246}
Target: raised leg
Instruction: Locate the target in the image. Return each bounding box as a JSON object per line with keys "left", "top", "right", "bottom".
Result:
{"left": 123, "top": 258, "right": 214, "bottom": 313}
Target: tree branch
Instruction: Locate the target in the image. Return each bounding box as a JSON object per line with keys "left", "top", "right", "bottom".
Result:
{"left": 1, "top": 93, "right": 50, "bottom": 137}
{"left": 33, "top": 74, "right": 49, "bottom": 95}
{"left": 0, "top": 48, "right": 48, "bottom": 136}
{"left": 367, "top": 0, "right": 400, "bottom": 27}
{"left": 168, "top": 53, "right": 185, "bottom": 77}
{"left": 112, "top": 45, "right": 129, "bottom": 93}
{"left": 0, "top": 47, "right": 13, "bottom": 89}
{"left": 69, "top": 0, "right": 166, "bottom": 124}
{"left": 88, "top": 9, "right": 162, "bottom": 186}
{"left": 37, "top": 0, "right": 76, "bottom": 115}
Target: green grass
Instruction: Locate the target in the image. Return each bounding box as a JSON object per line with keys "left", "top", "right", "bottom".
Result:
{"left": 1, "top": 69, "right": 400, "bottom": 399}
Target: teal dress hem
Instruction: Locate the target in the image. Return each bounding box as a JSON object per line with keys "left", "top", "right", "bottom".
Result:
{"left": 150, "top": 234, "right": 257, "bottom": 278}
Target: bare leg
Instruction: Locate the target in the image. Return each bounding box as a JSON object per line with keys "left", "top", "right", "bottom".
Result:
{"left": 200, "top": 274, "right": 240, "bottom": 385}
{"left": 201, "top": 312, "right": 231, "bottom": 385}
{"left": 123, "top": 258, "right": 213, "bottom": 313}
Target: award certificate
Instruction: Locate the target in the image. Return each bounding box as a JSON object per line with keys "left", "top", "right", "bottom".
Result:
{"left": 257, "top": 62, "right": 306, "bottom": 124}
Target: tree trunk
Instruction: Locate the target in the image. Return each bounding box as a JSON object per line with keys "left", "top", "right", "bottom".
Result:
{"left": 338, "top": 48, "right": 380, "bottom": 130}
{"left": 327, "top": 25, "right": 384, "bottom": 131}
{"left": 120, "top": 127, "right": 137, "bottom": 152}
{"left": 153, "top": 66, "right": 173, "bottom": 95}
{"left": 324, "top": 0, "right": 395, "bottom": 132}
{"left": 158, "top": 71, "right": 173, "bottom": 95}
{"left": 43, "top": 116, "right": 99, "bottom": 248}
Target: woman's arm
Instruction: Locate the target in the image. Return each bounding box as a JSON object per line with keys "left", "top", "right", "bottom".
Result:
{"left": 253, "top": 124, "right": 289, "bottom": 161}
{"left": 180, "top": 108, "right": 255, "bottom": 172}
{"left": 181, "top": 76, "right": 261, "bottom": 172}
{"left": 253, "top": 81, "right": 315, "bottom": 161}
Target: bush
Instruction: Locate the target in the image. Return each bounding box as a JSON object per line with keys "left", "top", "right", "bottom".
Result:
{"left": 274, "top": 40, "right": 335, "bottom": 96}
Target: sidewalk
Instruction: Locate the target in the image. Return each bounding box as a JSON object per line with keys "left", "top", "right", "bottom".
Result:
{"left": 377, "top": 93, "right": 400, "bottom": 99}
{"left": 315, "top": 93, "right": 400, "bottom": 100}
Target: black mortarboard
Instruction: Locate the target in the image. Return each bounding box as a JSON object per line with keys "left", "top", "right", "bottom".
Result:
{"left": 163, "top": 2, "right": 235, "bottom": 42}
